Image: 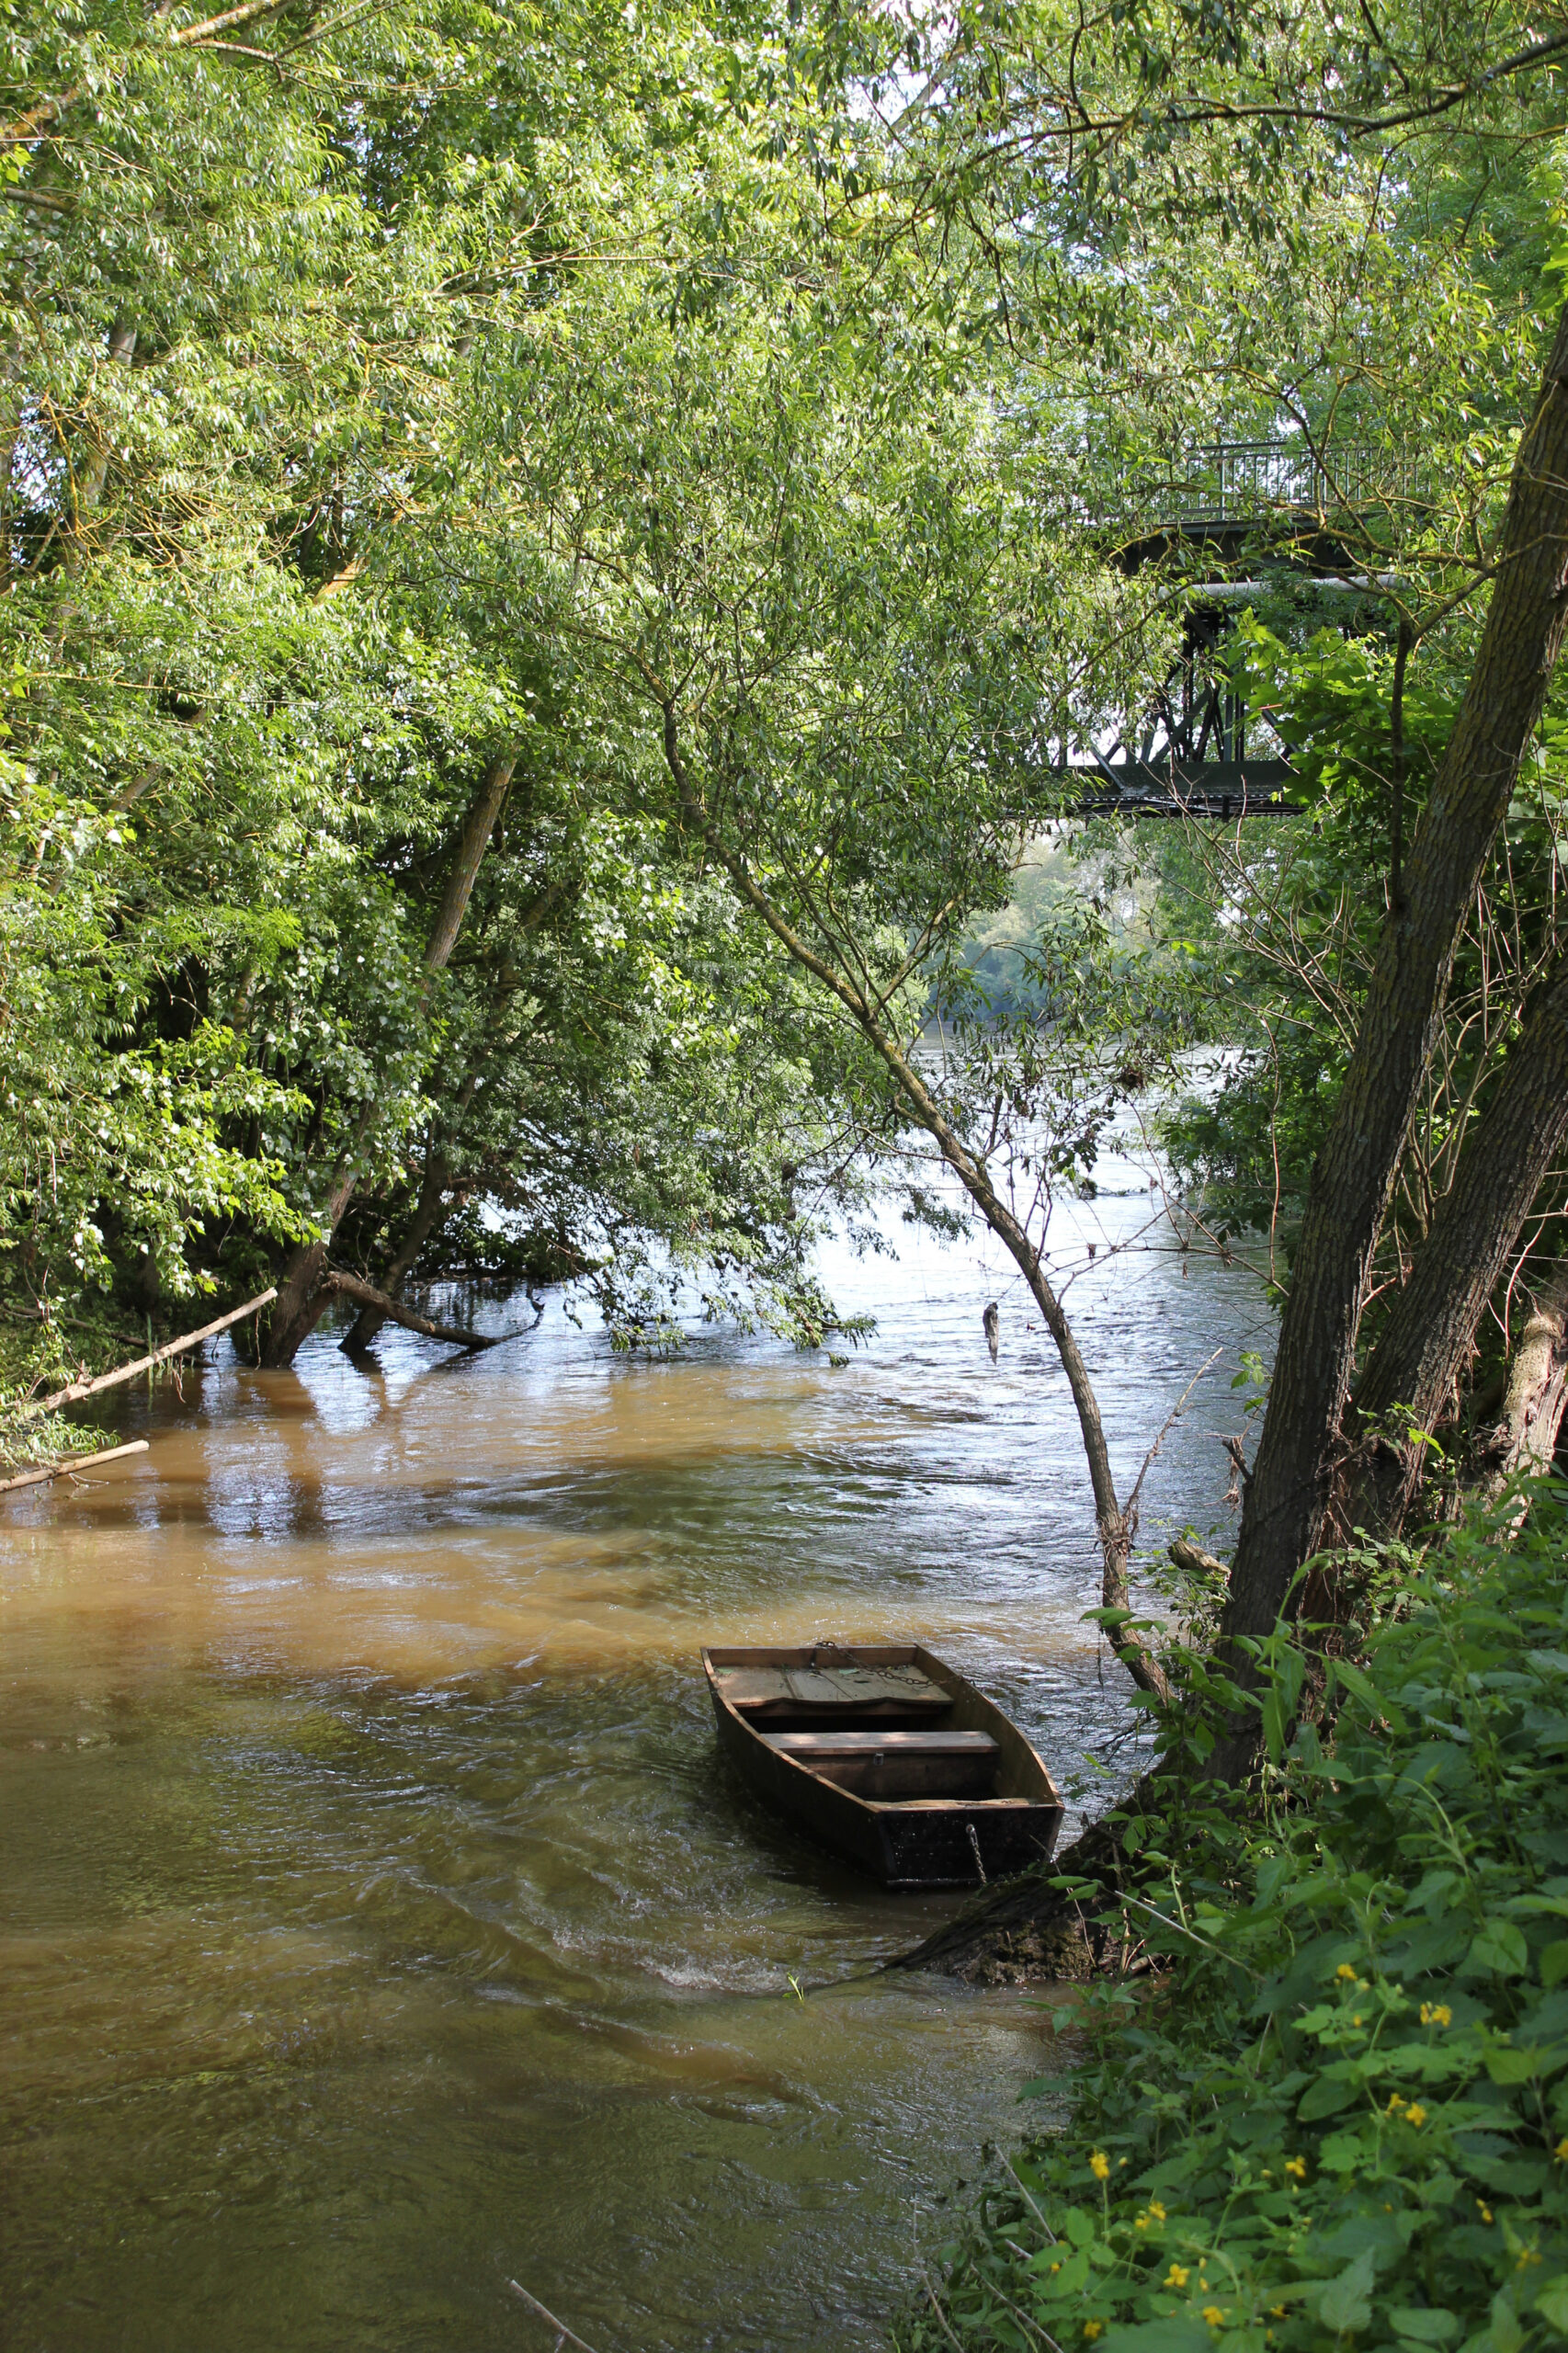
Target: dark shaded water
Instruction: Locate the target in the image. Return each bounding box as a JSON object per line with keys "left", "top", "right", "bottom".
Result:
{"left": 0, "top": 1180, "right": 1271, "bottom": 2351}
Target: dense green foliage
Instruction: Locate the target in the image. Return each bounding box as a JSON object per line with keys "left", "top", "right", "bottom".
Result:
{"left": 6, "top": 0, "right": 1565, "bottom": 1402}
{"left": 5, "top": 0, "right": 1568, "bottom": 2335}
{"left": 1158, "top": 620, "right": 1568, "bottom": 1300}
{"left": 0, "top": 0, "right": 897, "bottom": 1390}
{"left": 909, "top": 1498, "right": 1568, "bottom": 2353}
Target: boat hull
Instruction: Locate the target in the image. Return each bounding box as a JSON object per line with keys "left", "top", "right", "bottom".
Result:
{"left": 703, "top": 1643, "right": 1064, "bottom": 1891}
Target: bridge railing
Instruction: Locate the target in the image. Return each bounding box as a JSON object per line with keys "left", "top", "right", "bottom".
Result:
{"left": 1153, "top": 438, "right": 1420, "bottom": 520}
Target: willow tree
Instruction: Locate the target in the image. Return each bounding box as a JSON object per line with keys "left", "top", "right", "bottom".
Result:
{"left": 0, "top": 0, "right": 877, "bottom": 1385}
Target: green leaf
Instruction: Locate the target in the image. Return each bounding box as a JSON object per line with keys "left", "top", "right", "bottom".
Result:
{"left": 1392, "top": 2312, "right": 1461, "bottom": 2344}
{"left": 1331, "top": 1657, "right": 1392, "bottom": 1721}
{"left": 1535, "top": 2279, "right": 1568, "bottom": 2336}
{"left": 1314, "top": 2251, "right": 1377, "bottom": 2335}
{"left": 1485, "top": 2044, "right": 1543, "bottom": 2086}
{"left": 1468, "top": 1922, "right": 1529, "bottom": 1980}
{"left": 1540, "top": 1940, "right": 1568, "bottom": 1989}
{"left": 1102, "top": 2326, "right": 1211, "bottom": 2353}
{"left": 1299, "top": 2074, "right": 1361, "bottom": 2120}
{"left": 1048, "top": 2249, "right": 1092, "bottom": 2297}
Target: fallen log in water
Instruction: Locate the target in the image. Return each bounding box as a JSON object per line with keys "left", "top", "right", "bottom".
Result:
{"left": 505, "top": 2278, "right": 606, "bottom": 2353}
{"left": 0, "top": 1439, "right": 151, "bottom": 1495}
{"left": 320, "top": 1269, "right": 504, "bottom": 1350}
{"left": 22, "top": 1289, "right": 278, "bottom": 1417}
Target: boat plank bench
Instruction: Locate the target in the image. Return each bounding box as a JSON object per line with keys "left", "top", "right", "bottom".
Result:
{"left": 760, "top": 1730, "right": 998, "bottom": 1757}
{"left": 713, "top": 1664, "right": 949, "bottom": 1717}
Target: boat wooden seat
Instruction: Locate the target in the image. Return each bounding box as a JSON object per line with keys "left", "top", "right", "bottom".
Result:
{"left": 761, "top": 1730, "right": 997, "bottom": 1758}
{"left": 760, "top": 1725, "right": 1001, "bottom": 1800}
{"left": 712, "top": 1663, "right": 949, "bottom": 1719}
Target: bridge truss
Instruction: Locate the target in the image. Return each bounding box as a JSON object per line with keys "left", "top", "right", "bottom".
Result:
{"left": 1054, "top": 438, "right": 1403, "bottom": 821}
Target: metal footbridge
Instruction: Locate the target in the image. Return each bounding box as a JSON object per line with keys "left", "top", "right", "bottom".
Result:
{"left": 1058, "top": 438, "right": 1408, "bottom": 820}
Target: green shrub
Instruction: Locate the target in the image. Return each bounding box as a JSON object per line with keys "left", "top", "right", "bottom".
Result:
{"left": 907, "top": 1495, "right": 1568, "bottom": 2353}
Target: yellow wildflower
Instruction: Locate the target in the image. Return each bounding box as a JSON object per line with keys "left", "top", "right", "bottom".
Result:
{"left": 1269, "top": 2309, "right": 1287, "bottom": 2321}
{"left": 1386, "top": 2094, "right": 1406, "bottom": 2116}
{"left": 1202, "top": 2308, "right": 1225, "bottom": 2328}
{"left": 1478, "top": 2203, "right": 1494, "bottom": 2223}
{"left": 1165, "top": 2265, "right": 1191, "bottom": 2290}
{"left": 1284, "top": 2156, "right": 1307, "bottom": 2180}
{"left": 1353, "top": 2014, "right": 1365, "bottom": 2026}
{"left": 1405, "top": 2103, "right": 1427, "bottom": 2129}
{"left": 1335, "top": 1964, "right": 1358, "bottom": 1981}
{"left": 1518, "top": 2251, "right": 1543, "bottom": 2272}
{"left": 1420, "top": 2003, "right": 1452, "bottom": 2029}
{"left": 1084, "top": 2325, "right": 1104, "bottom": 2343}
{"left": 1555, "top": 2139, "right": 1568, "bottom": 2165}
{"left": 1148, "top": 2201, "right": 1167, "bottom": 2223}
{"left": 1090, "top": 2152, "right": 1110, "bottom": 2182}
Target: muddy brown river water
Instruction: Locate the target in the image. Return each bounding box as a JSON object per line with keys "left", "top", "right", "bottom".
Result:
{"left": 0, "top": 1186, "right": 1272, "bottom": 2352}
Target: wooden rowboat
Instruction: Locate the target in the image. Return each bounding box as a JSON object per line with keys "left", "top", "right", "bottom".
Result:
{"left": 702, "top": 1642, "right": 1065, "bottom": 1890}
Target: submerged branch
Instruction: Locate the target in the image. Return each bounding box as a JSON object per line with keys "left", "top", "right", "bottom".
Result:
{"left": 322, "top": 1269, "right": 504, "bottom": 1351}
{"left": 0, "top": 1439, "right": 150, "bottom": 1494}
{"left": 22, "top": 1289, "right": 278, "bottom": 1417}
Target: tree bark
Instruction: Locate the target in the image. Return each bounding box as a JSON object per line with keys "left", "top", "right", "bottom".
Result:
{"left": 1484, "top": 1259, "right": 1568, "bottom": 1498}
{"left": 1345, "top": 951, "right": 1568, "bottom": 1530}
{"left": 342, "top": 1152, "right": 451, "bottom": 1349}
{"left": 260, "top": 1161, "right": 366, "bottom": 1370}
{"left": 317, "top": 1270, "right": 501, "bottom": 1352}
{"left": 262, "top": 756, "right": 515, "bottom": 1367}
{"left": 421, "top": 756, "right": 517, "bottom": 974}
{"left": 22, "top": 1288, "right": 277, "bottom": 1415}
{"left": 1218, "top": 299, "right": 1568, "bottom": 1731}
{"left": 71, "top": 313, "right": 136, "bottom": 549}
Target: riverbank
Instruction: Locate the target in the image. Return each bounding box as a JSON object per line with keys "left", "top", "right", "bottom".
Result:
{"left": 904, "top": 1494, "right": 1568, "bottom": 2350}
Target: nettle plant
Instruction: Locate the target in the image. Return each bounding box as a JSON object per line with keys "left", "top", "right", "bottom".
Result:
{"left": 907, "top": 1496, "right": 1568, "bottom": 2353}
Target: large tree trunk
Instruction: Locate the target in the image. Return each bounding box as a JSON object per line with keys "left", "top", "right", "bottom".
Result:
{"left": 342, "top": 1152, "right": 451, "bottom": 1350}
{"left": 1218, "top": 299, "right": 1568, "bottom": 1739}
{"left": 262, "top": 756, "right": 515, "bottom": 1367}
{"left": 1344, "top": 950, "right": 1568, "bottom": 1531}
{"left": 259, "top": 1161, "right": 366, "bottom": 1370}
{"left": 419, "top": 761, "right": 517, "bottom": 976}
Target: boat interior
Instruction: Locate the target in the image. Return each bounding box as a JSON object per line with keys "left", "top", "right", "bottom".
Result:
{"left": 709, "top": 1648, "right": 1014, "bottom": 1803}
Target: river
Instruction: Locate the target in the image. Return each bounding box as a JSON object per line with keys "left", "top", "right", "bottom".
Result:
{"left": 0, "top": 1174, "right": 1273, "bottom": 2352}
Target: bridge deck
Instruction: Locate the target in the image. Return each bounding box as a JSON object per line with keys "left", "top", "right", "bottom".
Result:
{"left": 1053, "top": 759, "right": 1301, "bottom": 819}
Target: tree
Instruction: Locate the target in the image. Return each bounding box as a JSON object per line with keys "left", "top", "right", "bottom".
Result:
{"left": 1220, "top": 302, "right": 1568, "bottom": 1691}
{"left": 0, "top": 0, "right": 881, "bottom": 1390}
{"left": 857, "top": 0, "right": 1568, "bottom": 1736}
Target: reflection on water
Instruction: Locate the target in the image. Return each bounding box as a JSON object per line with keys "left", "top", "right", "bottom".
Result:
{"left": 0, "top": 1184, "right": 1271, "bottom": 2352}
